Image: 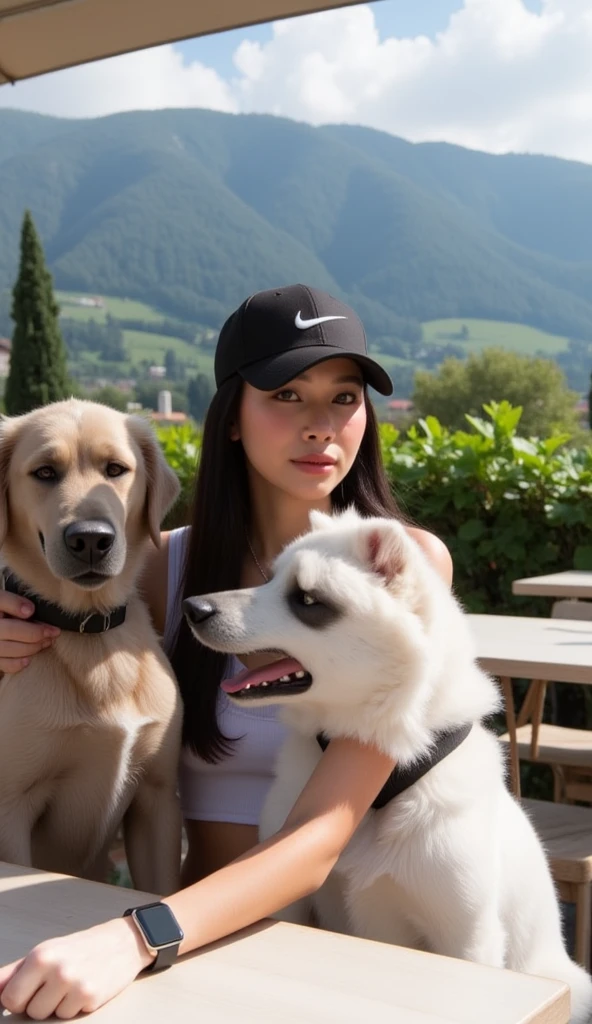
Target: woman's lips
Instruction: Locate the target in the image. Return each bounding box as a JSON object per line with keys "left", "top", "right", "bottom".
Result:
{"left": 290, "top": 455, "right": 337, "bottom": 475}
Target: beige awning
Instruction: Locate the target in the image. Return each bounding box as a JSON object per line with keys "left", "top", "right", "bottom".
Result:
{"left": 0, "top": 0, "right": 367, "bottom": 86}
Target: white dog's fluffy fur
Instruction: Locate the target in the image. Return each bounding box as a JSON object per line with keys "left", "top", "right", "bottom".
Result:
{"left": 186, "top": 508, "right": 592, "bottom": 1023}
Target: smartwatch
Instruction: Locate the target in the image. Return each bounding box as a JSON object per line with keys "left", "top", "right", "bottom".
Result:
{"left": 123, "top": 901, "right": 184, "bottom": 971}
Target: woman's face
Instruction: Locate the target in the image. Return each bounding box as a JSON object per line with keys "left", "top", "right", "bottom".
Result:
{"left": 234, "top": 357, "right": 367, "bottom": 503}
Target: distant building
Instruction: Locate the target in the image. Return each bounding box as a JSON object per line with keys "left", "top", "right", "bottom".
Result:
{"left": 386, "top": 398, "right": 414, "bottom": 426}
{"left": 388, "top": 399, "right": 414, "bottom": 413}
{"left": 157, "top": 389, "right": 172, "bottom": 417}
{"left": 148, "top": 365, "right": 166, "bottom": 379}
{"left": 0, "top": 337, "right": 11, "bottom": 377}
{"left": 149, "top": 411, "right": 188, "bottom": 425}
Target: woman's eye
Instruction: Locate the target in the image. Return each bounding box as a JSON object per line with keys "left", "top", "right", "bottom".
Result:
{"left": 274, "top": 389, "right": 299, "bottom": 402}
{"left": 106, "top": 463, "right": 128, "bottom": 478}
{"left": 334, "top": 392, "right": 357, "bottom": 405}
{"left": 32, "top": 466, "right": 57, "bottom": 482}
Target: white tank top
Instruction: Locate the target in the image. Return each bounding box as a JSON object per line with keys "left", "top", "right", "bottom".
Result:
{"left": 164, "top": 527, "right": 287, "bottom": 826}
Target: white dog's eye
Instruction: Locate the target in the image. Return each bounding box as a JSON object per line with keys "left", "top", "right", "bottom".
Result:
{"left": 289, "top": 586, "right": 341, "bottom": 628}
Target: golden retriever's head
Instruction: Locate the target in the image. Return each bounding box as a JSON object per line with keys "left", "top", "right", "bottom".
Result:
{"left": 0, "top": 399, "right": 180, "bottom": 612}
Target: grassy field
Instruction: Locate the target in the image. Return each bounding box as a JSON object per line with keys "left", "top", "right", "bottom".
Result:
{"left": 57, "top": 291, "right": 167, "bottom": 325}
{"left": 56, "top": 290, "right": 214, "bottom": 377}
{"left": 56, "top": 293, "right": 570, "bottom": 383}
{"left": 123, "top": 330, "right": 214, "bottom": 374}
{"left": 422, "top": 318, "right": 569, "bottom": 355}
{"left": 371, "top": 352, "right": 410, "bottom": 373}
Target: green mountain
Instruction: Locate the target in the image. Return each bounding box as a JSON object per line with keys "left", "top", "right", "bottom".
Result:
{"left": 1, "top": 107, "right": 592, "bottom": 350}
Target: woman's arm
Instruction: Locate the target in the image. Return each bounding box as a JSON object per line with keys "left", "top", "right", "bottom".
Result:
{"left": 0, "top": 739, "right": 396, "bottom": 1018}
{"left": 166, "top": 736, "right": 394, "bottom": 954}
{"left": 137, "top": 532, "right": 171, "bottom": 635}
{"left": 406, "top": 526, "right": 453, "bottom": 588}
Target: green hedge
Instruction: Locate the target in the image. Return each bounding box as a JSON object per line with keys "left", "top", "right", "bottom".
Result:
{"left": 381, "top": 401, "right": 592, "bottom": 617}
{"left": 155, "top": 422, "right": 201, "bottom": 531}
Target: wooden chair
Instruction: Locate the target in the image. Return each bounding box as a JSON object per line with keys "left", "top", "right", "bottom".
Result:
{"left": 499, "top": 600, "right": 592, "bottom": 803}
{"left": 523, "top": 798, "right": 592, "bottom": 968}
{"left": 496, "top": 603, "right": 592, "bottom": 968}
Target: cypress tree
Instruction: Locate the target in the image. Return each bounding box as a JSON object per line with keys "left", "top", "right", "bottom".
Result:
{"left": 588, "top": 370, "right": 592, "bottom": 430}
{"left": 5, "top": 210, "right": 71, "bottom": 415}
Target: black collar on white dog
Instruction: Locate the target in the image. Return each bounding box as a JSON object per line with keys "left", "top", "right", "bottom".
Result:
{"left": 2, "top": 572, "right": 127, "bottom": 634}
{"left": 317, "top": 723, "right": 473, "bottom": 809}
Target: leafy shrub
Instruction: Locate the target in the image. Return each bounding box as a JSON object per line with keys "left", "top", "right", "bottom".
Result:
{"left": 155, "top": 422, "right": 200, "bottom": 529}
{"left": 382, "top": 401, "right": 592, "bottom": 617}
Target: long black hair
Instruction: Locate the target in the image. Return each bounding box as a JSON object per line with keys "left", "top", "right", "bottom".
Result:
{"left": 171, "top": 374, "right": 407, "bottom": 762}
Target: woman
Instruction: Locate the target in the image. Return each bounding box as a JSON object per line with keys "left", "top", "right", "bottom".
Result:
{"left": 0, "top": 284, "right": 452, "bottom": 1019}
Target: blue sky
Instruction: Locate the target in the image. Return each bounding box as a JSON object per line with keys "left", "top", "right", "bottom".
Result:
{"left": 177, "top": 0, "right": 543, "bottom": 77}
{"left": 4, "top": 0, "right": 588, "bottom": 164}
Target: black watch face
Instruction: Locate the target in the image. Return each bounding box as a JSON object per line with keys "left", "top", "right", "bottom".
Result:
{"left": 136, "top": 905, "right": 183, "bottom": 947}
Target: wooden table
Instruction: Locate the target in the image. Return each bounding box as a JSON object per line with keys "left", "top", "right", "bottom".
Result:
{"left": 468, "top": 613, "right": 592, "bottom": 687}
{"left": 468, "top": 613, "right": 592, "bottom": 798}
{"left": 0, "top": 861, "right": 570, "bottom": 1023}
{"left": 512, "top": 571, "right": 592, "bottom": 600}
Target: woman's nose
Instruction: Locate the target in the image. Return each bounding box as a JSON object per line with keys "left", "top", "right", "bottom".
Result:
{"left": 303, "top": 418, "right": 335, "bottom": 442}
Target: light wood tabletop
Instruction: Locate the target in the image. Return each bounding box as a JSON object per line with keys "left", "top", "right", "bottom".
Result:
{"left": 0, "top": 861, "right": 570, "bottom": 1024}
{"left": 468, "top": 614, "right": 592, "bottom": 685}
{"left": 512, "top": 572, "right": 592, "bottom": 600}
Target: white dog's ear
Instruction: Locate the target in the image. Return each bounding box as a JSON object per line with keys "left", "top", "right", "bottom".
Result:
{"left": 0, "top": 416, "right": 17, "bottom": 549}
{"left": 309, "top": 509, "right": 333, "bottom": 532}
{"left": 127, "top": 416, "right": 181, "bottom": 548}
{"left": 358, "top": 519, "right": 406, "bottom": 583}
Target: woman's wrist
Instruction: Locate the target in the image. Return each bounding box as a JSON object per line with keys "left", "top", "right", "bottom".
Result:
{"left": 117, "top": 915, "right": 158, "bottom": 972}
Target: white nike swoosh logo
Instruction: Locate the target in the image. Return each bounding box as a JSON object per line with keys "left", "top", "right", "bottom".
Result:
{"left": 294, "top": 311, "right": 347, "bottom": 329}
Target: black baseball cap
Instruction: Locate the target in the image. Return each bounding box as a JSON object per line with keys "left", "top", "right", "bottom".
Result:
{"left": 214, "top": 284, "right": 393, "bottom": 396}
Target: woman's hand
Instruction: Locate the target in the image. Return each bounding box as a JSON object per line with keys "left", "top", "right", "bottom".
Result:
{"left": 0, "top": 589, "right": 60, "bottom": 674}
{"left": 0, "top": 917, "right": 154, "bottom": 1019}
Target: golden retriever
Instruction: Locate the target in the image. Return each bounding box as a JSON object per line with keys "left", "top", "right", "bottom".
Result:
{"left": 0, "top": 399, "right": 183, "bottom": 895}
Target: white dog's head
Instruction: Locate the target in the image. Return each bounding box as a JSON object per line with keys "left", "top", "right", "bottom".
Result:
{"left": 184, "top": 509, "right": 475, "bottom": 747}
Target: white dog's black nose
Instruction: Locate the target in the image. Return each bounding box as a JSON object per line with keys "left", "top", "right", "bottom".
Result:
{"left": 183, "top": 597, "right": 217, "bottom": 626}
{"left": 64, "top": 520, "right": 116, "bottom": 565}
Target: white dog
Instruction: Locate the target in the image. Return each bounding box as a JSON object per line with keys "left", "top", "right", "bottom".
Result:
{"left": 184, "top": 508, "right": 592, "bottom": 1023}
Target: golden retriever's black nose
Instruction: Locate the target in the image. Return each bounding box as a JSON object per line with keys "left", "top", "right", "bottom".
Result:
{"left": 64, "top": 520, "right": 116, "bottom": 565}
{"left": 183, "top": 597, "right": 217, "bottom": 626}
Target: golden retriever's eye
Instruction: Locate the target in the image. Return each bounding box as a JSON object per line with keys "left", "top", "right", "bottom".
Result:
{"left": 106, "top": 463, "right": 128, "bottom": 478}
{"left": 32, "top": 466, "right": 57, "bottom": 482}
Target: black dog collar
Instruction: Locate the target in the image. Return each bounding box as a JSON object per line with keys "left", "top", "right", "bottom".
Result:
{"left": 2, "top": 572, "right": 127, "bottom": 634}
{"left": 317, "top": 723, "right": 473, "bottom": 809}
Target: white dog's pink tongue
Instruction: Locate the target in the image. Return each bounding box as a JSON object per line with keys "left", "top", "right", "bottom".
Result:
{"left": 221, "top": 657, "right": 305, "bottom": 693}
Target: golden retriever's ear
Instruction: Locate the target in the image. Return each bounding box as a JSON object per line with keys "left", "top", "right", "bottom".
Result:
{"left": 0, "top": 416, "right": 17, "bottom": 549}
{"left": 127, "top": 416, "right": 181, "bottom": 548}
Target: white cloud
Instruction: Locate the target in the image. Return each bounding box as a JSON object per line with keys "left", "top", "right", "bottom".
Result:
{"left": 0, "top": 45, "right": 237, "bottom": 119}
{"left": 2, "top": 0, "right": 592, "bottom": 162}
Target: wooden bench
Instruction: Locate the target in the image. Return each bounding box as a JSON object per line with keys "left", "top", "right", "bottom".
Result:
{"left": 523, "top": 798, "right": 592, "bottom": 968}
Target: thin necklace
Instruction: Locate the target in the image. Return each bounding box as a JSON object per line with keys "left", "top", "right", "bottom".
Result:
{"left": 246, "top": 534, "right": 270, "bottom": 583}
